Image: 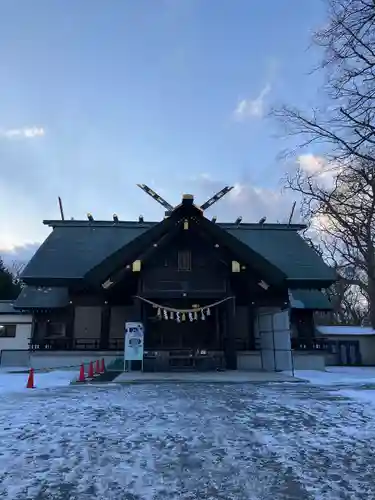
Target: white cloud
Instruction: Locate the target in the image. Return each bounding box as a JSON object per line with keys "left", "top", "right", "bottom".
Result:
{"left": 190, "top": 174, "right": 297, "bottom": 223}
{"left": 297, "top": 154, "right": 326, "bottom": 174}
{"left": 0, "top": 127, "right": 45, "bottom": 139}
{"left": 1, "top": 243, "right": 40, "bottom": 266}
{"left": 233, "top": 84, "right": 271, "bottom": 121}
{"left": 297, "top": 154, "right": 342, "bottom": 187}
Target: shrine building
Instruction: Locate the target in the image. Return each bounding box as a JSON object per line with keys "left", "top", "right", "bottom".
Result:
{"left": 12, "top": 185, "right": 336, "bottom": 371}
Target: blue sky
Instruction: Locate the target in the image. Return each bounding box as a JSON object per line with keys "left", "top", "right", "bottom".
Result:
{"left": 0, "top": 0, "right": 327, "bottom": 262}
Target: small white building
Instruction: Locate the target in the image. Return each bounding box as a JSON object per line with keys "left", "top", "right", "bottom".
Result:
{"left": 316, "top": 325, "right": 375, "bottom": 366}
{"left": 0, "top": 301, "right": 33, "bottom": 367}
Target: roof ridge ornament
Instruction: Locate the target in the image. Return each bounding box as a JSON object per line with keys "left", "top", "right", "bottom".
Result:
{"left": 199, "top": 186, "right": 234, "bottom": 211}
{"left": 136, "top": 184, "right": 174, "bottom": 212}
{"left": 137, "top": 183, "right": 234, "bottom": 214}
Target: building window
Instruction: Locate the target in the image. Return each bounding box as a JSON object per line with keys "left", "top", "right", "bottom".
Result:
{"left": 178, "top": 250, "right": 191, "bottom": 271}
{"left": 0, "top": 325, "right": 16, "bottom": 338}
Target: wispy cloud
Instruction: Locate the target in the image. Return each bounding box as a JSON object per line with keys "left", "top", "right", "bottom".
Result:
{"left": 233, "top": 84, "right": 271, "bottom": 121}
{"left": 0, "top": 127, "right": 45, "bottom": 139}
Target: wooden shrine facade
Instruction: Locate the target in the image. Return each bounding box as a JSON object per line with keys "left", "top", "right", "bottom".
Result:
{"left": 14, "top": 188, "right": 337, "bottom": 370}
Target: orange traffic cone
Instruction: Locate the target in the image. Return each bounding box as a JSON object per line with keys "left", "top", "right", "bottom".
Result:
{"left": 87, "top": 361, "right": 94, "bottom": 379}
{"left": 95, "top": 359, "right": 100, "bottom": 375}
{"left": 77, "top": 364, "right": 86, "bottom": 383}
{"left": 26, "top": 368, "right": 35, "bottom": 389}
{"left": 101, "top": 358, "right": 105, "bottom": 373}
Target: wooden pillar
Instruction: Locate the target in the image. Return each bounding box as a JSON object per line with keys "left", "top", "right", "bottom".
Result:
{"left": 133, "top": 279, "right": 143, "bottom": 321}
{"left": 248, "top": 305, "right": 255, "bottom": 350}
{"left": 224, "top": 297, "right": 237, "bottom": 369}
{"left": 134, "top": 297, "right": 142, "bottom": 321}
{"left": 100, "top": 303, "right": 111, "bottom": 349}
{"left": 30, "top": 315, "right": 38, "bottom": 349}
{"left": 35, "top": 316, "right": 47, "bottom": 348}
{"left": 215, "top": 305, "right": 220, "bottom": 349}
{"left": 65, "top": 304, "right": 75, "bottom": 350}
{"left": 291, "top": 310, "right": 314, "bottom": 341}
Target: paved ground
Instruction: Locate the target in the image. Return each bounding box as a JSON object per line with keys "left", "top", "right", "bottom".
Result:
{"left": 0, "top": 381, "right": 374, "bottom": 499}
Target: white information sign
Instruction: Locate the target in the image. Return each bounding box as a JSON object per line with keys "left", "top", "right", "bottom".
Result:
{"left": 124, "top": 322, "right": 144, "bottom": 370}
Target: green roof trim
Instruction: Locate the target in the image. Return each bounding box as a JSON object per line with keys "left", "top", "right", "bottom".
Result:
{"left": 288, "top": 289, "right": 333, "bottom": 310}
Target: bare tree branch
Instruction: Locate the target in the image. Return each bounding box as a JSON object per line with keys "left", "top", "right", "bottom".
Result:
{"left": 273, "top": 0, "right": 375, "bottom": 325}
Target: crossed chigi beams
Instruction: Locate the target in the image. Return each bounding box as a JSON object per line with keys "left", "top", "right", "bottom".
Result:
{"left": 136, "top": 183, "right": 234, "bottom": 214}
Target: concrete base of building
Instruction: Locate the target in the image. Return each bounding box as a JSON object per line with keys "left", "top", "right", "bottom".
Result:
{"left": 292, "top": 351, "right": 326, "bottom": 371}
{"left": 113, "top": 370, "right": 301, "bottom": 384}
{"left": 238, "top": 351, "right": 326, "bottom": 372}
{"left": 0, "top": 349, "right": 327, "bottom": 374}
{"left": 28, "top": 351, "right": 121, "bottom": 370}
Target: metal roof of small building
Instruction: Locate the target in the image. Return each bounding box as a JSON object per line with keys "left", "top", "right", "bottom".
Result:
{"left": 317, "top": 325, "right": 375, "bottom": 336}
{"left": 14, "top": 287, "right": 69, "bottom": 309}
{"left": 0, "top": 300, "right": 20, "bottom": 314}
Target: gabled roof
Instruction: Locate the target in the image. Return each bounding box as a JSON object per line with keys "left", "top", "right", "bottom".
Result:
{"left": 21, "top": 214, "right": 336, "bottom": 287}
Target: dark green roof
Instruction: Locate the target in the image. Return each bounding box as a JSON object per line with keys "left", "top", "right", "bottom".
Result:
{"left": 14, "top": 286, "right": 69, "bottom": 309}
{"left": 225, "top": 226, "right": 337, "bottom": 283}
{"left": 288, "top": 289, "right": 333, "bottom": 310}
{"left": 22, "top": 222, "right": 151, "bottom": 281}
{"left": 21, "top": 219, "right": 336, "bottom": 286}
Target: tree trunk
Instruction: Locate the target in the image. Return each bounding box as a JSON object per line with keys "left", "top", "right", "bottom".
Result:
{"left": 367, "top": 276, "right": 375, "bottom": 329}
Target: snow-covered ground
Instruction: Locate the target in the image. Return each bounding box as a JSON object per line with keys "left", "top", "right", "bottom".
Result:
{"left": 294, "top": 366, "right": 375, "bottom": 386}
{"left": 0, "top": 369, "right": 76, "bottom": 394}
{"left": 0, "top": 375, "right": 375, "bottom": 499}
{"left": 295, "top": 366, "right": 375, "bottom": 408}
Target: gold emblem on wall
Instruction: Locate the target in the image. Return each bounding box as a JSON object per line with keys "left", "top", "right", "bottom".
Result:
{"left": 231, "top": 260, "right": 241, "bottom": 273}
{"left": 132, "top": 260, "right": 142, "bottom": 272}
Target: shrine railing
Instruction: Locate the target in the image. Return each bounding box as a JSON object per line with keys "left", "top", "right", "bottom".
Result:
{"left": 29, "top": 338, "right": 125, "bottom": 351}
{"left": 291, "top": 337, "right": 328, "bottom": 351}
{"left": 29, "top": 337, "right": 328, "bottom": 352}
